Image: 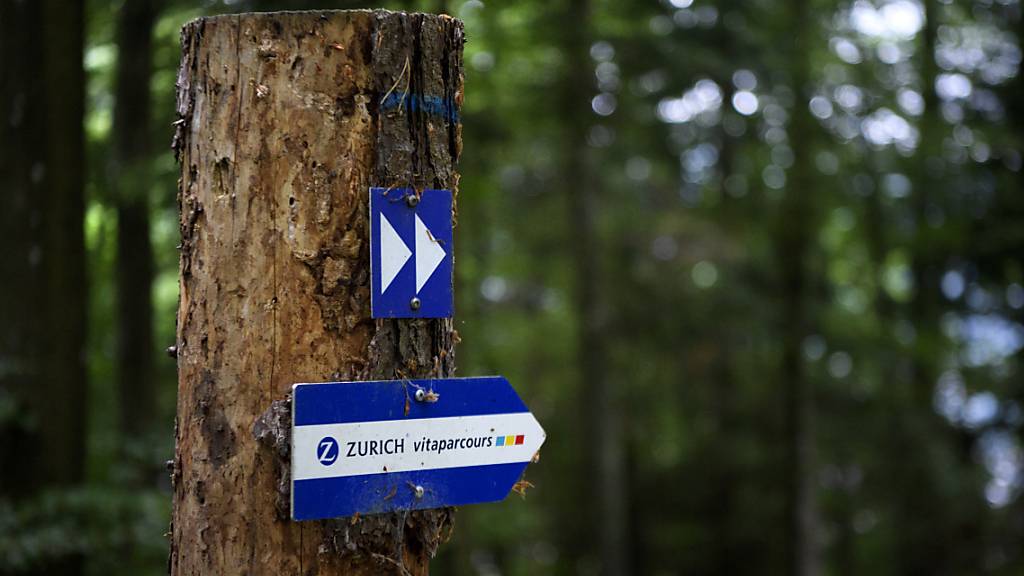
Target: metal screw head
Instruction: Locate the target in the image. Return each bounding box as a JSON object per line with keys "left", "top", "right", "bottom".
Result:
{"left": 405, "top": 194, "right": 420, "bottom": 208}
{"left": 409, "top": 297, "right": 421, "bottom": 310}
{"left": 414, "top": 485, "right": 425, "bottom": 499}
{"left": 415, "top": 389, "right": 426, "bottom": 402}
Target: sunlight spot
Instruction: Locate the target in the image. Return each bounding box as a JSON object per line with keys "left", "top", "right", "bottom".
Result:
{"left": 762, "top": 165, "right": 785, "bottom": 189}
{"left": 809, "top": 96, "right": 833, "bottom": 120}
{"left": 591, "top": 93, "right": 617, "bottom": 116}
{"left": 470, "top": 51, "right": 494, "bottom": 72}
{"left": 480, "top": 276, "right": 508, "bottom": 302}
{"left": 816, "top": 151, "right": 840, "bottom": 175}
{"left": 832, "top": 207, "right": 855, "bottom": 231}
{"left": 897, "top": 89, "right": 924, "bottom": 116}
{"left": 682, "top": 143, "right": 719, "bottom": 173}
{"left": 941, "top": 270, "right": 965, "bottom": 300}
{"left": 626, "top": 156, "right": 652, "bottom": 181}
{"left": 732, "top": 91, "right": 758, "bottom": 115}
{"left": 691, "top": 261, "right": 718, "bottom": 289}
{"left": 802, "top": 334, "right": 827, "bottom": 361}
{"left": 980, "top": 431, "right": 1022, "bottom": 508}
{"left": 651, "top": 235, "right": 678, "bottom": 261}
{"left": 936, "top": 73, "right": 973, "bottom": 100}
{"left": 882, "top": 257, "right": 913, "bottom": 301}
{"left": 958, "top": 314, "right": 1024, "bottom": 367}
{"left": 732, "top": 69, "right": 757, "bottom": 91}
{"left": 1007, "top": 284, "right": 1024, "bottom": 310}
{"left": 964, "top": 392, "right": 999, "bottom": 429}
{"left": 589, "top": 41, "right": 615, "bottom": 62}
{"left": 696, "top": 5, "right": 718, "bottom": 27}
{"left": 861, "top": 108, "right": 918, "bottom": 150}
{"left": 834, "top": 84, "right": 863, "bottom": 111}
{"left": 587, "top": 125, "right": 615, "bottom": 147}
{"left": 850, "top": 0, "right": 923, "bottom": 39}
{"left": 882, "top": 173, "right": 911, "bottom": 198}
{"left": 458, "top": 0, "right": 484, "bottom": 18}
{"left": 771, "top": 145, "right": 794, "bottom": 168}
{"left": 831, "top": 37, "right": 862, "bottom": 64}
{"left": 827, "top": 351, "right": 853, "bottom": 378}
{"left": 657, "top": 80, "right": 722, "bottom": 123}
{"left": 934, "top": 370, "right": 967, "bottom": 423}
{"left": 649, "top": 15, "right": 674, "bottom": 35}
{"left": 877, "top": 42, "right": 902, "bottom": 64}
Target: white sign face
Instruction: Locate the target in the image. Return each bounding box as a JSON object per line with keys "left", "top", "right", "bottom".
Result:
{"left": 293, "top": 412, "right": 545, "bottom": 482}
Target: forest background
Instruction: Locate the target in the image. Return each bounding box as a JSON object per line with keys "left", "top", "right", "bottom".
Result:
{"left": 1, "top": 0, "right": 1023, "bottom": 574}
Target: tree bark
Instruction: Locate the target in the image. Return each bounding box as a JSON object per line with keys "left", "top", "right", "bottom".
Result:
{"left": 169, "top": 10, "right": 463, "bottom": 575}
{"left": 113, "top": 0, "right": 160, "bottom": 451}
{"left": 0, "top": 0, "right": 87, "bottom": 574}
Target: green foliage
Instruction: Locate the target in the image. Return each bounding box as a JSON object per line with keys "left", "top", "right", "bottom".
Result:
{"left": 0, "top": 487, "right": 169, "bottom": 575}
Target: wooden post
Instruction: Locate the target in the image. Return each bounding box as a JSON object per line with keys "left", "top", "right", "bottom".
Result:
{"left": 169, "top": 11, "right": 463, "bottom": 574}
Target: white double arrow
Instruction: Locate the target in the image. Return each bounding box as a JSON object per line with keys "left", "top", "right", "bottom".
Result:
{"left": 379, "top": 213, "right": 446, "bottom": 294}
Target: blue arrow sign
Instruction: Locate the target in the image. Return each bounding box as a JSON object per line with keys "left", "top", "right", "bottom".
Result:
{"left": 291, "top": 377, "right": 546, "bottom": 521}
{"left": 370, "top": 187, "right": 453, "bottom": 318}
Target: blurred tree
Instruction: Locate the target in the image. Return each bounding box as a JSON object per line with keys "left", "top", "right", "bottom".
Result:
{"left": 112, "top": 0, "right": 161, "bottom": 472}
{"left": 896, "top": 1, "right": 958, "bottom": 572}
{"left": 776, "top": 0, "right": 823, "bottom": 574}
{"left": 557, "top": 0, "right": 628, "bottom": 574}
{"left": 0, "top": 0, "right": 88, "bottom": 573}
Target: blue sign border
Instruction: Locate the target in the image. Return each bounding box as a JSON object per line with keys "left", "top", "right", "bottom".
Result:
{"left": 293, "top": 377, "right": 528, "bottom": 425}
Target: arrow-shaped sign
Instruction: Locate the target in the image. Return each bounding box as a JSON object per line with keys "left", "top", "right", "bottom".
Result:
{"left": 370, "top": 187, "right": 453, "bottom": 318}
{"left": 291, "top": 377, "right": 546, "bottom": 520}
{"left": 379, "top": 212, "right": 411, "bottom": 294}
{"left": 415, "top": 214, "right": 446, "bottom": 293}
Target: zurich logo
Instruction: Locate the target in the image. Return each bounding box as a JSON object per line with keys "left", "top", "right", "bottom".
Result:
{"left": 317, "top": 437, "right": 339, "bottom": 466}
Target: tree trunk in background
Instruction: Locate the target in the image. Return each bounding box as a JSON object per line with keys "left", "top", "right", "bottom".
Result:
{"left": 0, "top": 0, "right": 87, "bottom": 574}
{"left": 113, "top": 0, "right": 159, "bottom": 455}
{"left": 898, "top": 0, "right": 951, "bottom": 573}
{"left": 169, "top": 11, "right": 463, "bottom": 575}
{"left": 779, "top": 0, "right": 819, "bottom": 573}
{"left": 559, "top": 0, "right": 628, "bottom": 573}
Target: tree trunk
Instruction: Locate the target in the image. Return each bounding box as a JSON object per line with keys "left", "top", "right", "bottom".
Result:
{"left": 169, "top": 10, "right": 463, "bottom": 575}
{"left": 897, "top": 0, "right": 953, "bottom": 572}
{"left": 113, "top": 0, "right": 159, "bottom": 454}
{"left": 0, "top": 0, "right": 87, "bottom": 574}
{"left": 778, "top": 0, "right": 820, "bottom": 573}
{"left": 558, "top": 0, "right": 628, "bottom": 573}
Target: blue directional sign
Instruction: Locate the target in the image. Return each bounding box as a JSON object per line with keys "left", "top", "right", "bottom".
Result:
{"left": 370, "top": 187, "right": 453, "bottom": 318}
{"left": 291, "top": 377, "right": 546, "bottom": 521}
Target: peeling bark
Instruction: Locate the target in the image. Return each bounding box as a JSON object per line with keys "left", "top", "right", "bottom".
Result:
{"left": 169, "top": 11, "right": 463, "bottom": 575}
